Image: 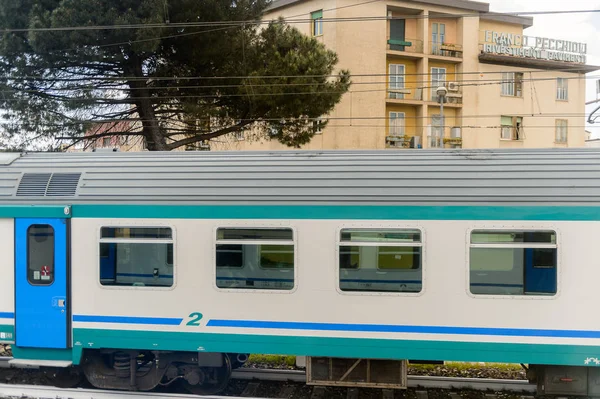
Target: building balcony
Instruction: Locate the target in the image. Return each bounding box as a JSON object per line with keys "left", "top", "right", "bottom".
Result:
{"left": 429, "top": 83, "right": 464, "bottom": 106}
{"left": 387, "top": 86, "right": 463, "bottom": 107}
{"left": 386, "top": 127, "right": 462, "bottom": 150}
{"left": 387, "top": 38, "right": 424, "bottom": 57}
{"left": 387, "top": 87, "right": 424, "bottom": 103}
{"left": 386, "top": 134, "right": 423, "bottom": 149}
{"left": 430, "top": 42, "right": 463, "bottom": 61}
{"left": 426, "top": 127, "right": 463, "bottom": 149}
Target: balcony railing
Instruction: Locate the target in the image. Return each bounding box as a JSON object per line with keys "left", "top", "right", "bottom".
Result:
{"left": 427, "top": 127, "right": 463, "bottom": 149}
{"left": 430, "top": 42, "right": 463, "bottom": 58}
{"left": 386, "top": 134, "right": 422, "bottom": 149}
{"left": 387, "top": 38, "right": 424, "bottom": 54}
{"left": 388, "top": 87, "right": 424, "bottom": 101}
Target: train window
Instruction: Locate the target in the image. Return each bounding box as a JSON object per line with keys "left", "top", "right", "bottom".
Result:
{"left": 339, "top": 229, "right": 422, "bottom": 293}
{"left": 99, "top": 227, "right": 174, "bottom": 287}
{"left": 27, "top": 224, "right": 55, "bottom": 286}
{"left": 469, "top": 230, "right": 557, "bottom": 296}
{"left": 216, "top": 228, "right": 294, "bottom": 290}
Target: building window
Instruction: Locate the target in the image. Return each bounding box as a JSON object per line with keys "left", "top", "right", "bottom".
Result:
{"left": 470, "top": 230, "right": 557, "bottom": 296}
{"left": 27, "top": 225, "right": 55, "bottom": 286}
{"left": 216, "top": 228, "right": 294, "bottom": 290}
{"left": 389, "top": 112, "right": 405, "bottom": 136}
{"left": 311, "top": 10, "right": 323, "bottom": 36}
{"left": 556, "top": 119, "right": 568, "bottom": 143}
{"left": 557, "top": 78, "right": 568, "bottom": 101}
{"left": 431, "top": 23, "right": 445, "bottom": 55}
{"left": 99, "top": 227, "right": 174, "bottom": 287}
{"left": 339, "top": 229, "right": 422, "bottom": 293}
{"left": 501, "top": 72, "right": 523, "bottom": 97}
{"left": 234, "top": 130, "right": 245, "bottom": 141}
{"left": 500, "top": 116, "right": 523, "bottom": 140}
{"left": 388, "top": 13, "right": 407, "bottom": 51}
{"left": 102, "top": 137, "right": 111, "bottom": 147}
{"left": 313, "top": 117, "right": 324, "bottom": 134}
{"left": 431, "top": 67, "right": 446, "bottom": 100}
{"left": 429, "top": 114, "right": 444, "bottom": 148}
{"left": 389, "top": 64, "right": 406, "bottom": 99}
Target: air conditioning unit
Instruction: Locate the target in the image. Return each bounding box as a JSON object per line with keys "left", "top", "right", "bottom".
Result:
{"left": 410, "top": 136, "right": 422, "bottom": 148}
{"left": 447, "top": 82, "right": 460, "bottom": 92}
{"left": 451, "top": 127, "right": 462, "bottom": 139}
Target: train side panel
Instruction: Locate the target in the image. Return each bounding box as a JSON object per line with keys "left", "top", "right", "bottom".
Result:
{"left": 0, "top": 219, "right": 15, "bottom": 344}
{"left": 70, "top": 215, "right": 600, "bottom": 367}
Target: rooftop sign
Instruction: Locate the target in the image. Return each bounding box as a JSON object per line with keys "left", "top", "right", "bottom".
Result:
{"left": 482, "top": 31, "right": 587, "bottom": 64}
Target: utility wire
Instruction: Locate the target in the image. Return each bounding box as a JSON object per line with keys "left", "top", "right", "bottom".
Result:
{"left": 2, "top": 9, "right": 599, "bottom": 32}
{"left": 1, "top": 113, "right": 597, "bottom": 127}
{"left": 0, "top": 67, "right": 596, "bottom": 83}
{"left": 3, "top": 74, "right": 598, "bottom": 92}
{"left": 49, "top": 0, "right": 384, "bottom": 53}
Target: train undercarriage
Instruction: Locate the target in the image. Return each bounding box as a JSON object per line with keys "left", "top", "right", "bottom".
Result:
{"left": 29, "top": 353, "right": 600, "bottom": 397}
{"left": 45, "top": 349, "right": 248, "bottom": 395}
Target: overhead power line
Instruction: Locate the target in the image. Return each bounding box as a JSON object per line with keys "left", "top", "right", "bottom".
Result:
{"left": 1, "top": 9, "right": 599, "bottom": 32}
{"left": 2, "top": 74, "right": 598, "bottom": 92}
{"left": 0, "top": 112, "right": 596, "bottom": 127}
{"left": 0, "top": 67, "right": 595, "bottom": 83}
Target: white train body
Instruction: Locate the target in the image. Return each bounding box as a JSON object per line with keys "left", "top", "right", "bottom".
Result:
{"left": 0, "top": 149, "right": 599, "bottom": 395}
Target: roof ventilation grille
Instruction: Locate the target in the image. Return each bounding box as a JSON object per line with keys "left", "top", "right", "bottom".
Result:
{"left": 16, "top": 173, "right": 81, "bottom": 197}
{"left": 46, "top": 173, "right": 81, "bottom": 197}
{"left": 16, "top": 173, "right": 51, "bottom": 197}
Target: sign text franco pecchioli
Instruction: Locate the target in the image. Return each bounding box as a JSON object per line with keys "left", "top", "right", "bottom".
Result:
{"left": 482, "top": 31, "right": 587, "bottom": 64}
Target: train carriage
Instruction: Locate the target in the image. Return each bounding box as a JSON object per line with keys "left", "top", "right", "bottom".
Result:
{"left": 0, "top": 149, "right": 600, "bottom": 396}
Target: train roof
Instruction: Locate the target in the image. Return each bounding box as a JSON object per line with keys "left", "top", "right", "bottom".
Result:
{"left": 0, "top": 148, "right": 599, "bottom": 206}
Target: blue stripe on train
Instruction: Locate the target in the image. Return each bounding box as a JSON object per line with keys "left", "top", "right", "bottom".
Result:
{"left": 206, "top": 319, "right": 600, "bottom": 339}
{"left": 0, "top": 312, "right": 14, "bottom": 319}
{"left": 73, "top": 315, "right": 183, "bottom": 325}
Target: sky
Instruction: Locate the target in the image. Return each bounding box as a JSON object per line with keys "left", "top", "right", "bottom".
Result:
{"left": 486, "top": 0, "right": 600, "bottom": 136}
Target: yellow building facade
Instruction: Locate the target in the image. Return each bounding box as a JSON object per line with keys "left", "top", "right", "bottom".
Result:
{"left": 218, "top": 0, "right": 597, "bottom": 151}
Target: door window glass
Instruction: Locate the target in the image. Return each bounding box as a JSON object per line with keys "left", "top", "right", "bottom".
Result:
{"left": 27, "top": 224, "right": 55, "bottom": 285}
{"left": 470, "top": 230, "right": 557, "bottom": 296}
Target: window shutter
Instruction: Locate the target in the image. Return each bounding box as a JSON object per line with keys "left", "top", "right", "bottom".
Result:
{"left": 311, "top": 10, "right": 322, "bottom": 19}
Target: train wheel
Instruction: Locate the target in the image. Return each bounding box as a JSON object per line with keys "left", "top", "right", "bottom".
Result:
{"left": 182, "top": 354, "right": 232, "bottom": 395}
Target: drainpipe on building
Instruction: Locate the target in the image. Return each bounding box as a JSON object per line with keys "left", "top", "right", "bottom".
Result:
{"left": 436, "top": 86, "right": 448, "bottom": 148}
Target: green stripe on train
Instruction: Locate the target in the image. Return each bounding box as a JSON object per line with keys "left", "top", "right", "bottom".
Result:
{"left": 0, "top": 206, "right": 70, "bottom": 218}
{"left": 0, "top": 324, "right": 14, "bottom": 344}
{"left": 70, "top": 205, "right": 600, "bottom": 221}
{"left": 72, "top": 328, "right": 600, "bottom": 367}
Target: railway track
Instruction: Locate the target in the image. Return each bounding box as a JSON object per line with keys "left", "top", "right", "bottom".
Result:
{"left": 0, "top": 383, "right": 253, "bottom": 399}
{"left": 0, "top": 357, "right": 537, "bottom": 398}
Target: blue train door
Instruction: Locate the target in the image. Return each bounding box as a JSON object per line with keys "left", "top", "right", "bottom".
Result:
{"left": 524, "top": 232, "right": 557, "bottom": 295}
{"left": 15, "top": 218, "right": 69, "bottom": 349}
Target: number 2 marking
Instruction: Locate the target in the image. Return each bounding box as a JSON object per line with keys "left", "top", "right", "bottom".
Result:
{"left": 186, "top": 312, "right": 203, "bottom": 326}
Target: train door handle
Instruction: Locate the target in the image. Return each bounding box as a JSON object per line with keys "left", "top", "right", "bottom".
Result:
{"left": 52, "top": 297, "right": 67, "bottom": 309}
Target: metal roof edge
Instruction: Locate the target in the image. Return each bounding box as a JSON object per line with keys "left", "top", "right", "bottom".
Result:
{"left": 480, "top": 12, "right": 534, "bottom": 28}
{"left": 266, "top": 0, "right": 489, "bottom": 13}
